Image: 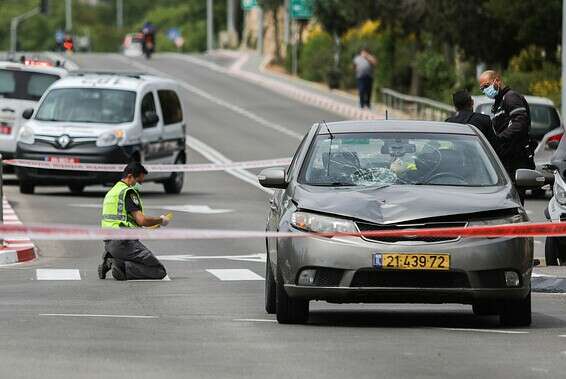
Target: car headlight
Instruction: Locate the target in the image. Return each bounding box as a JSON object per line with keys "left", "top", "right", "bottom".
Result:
{"left": 468, "top": 211, "right": 526, "bottom": 226}
{"left": 18, "top": 126, "right": 35, "bottom": 145}
{"left": 554, "top": 182, "right": 566, "bottom": 205}
{"left": 96, "top": 130, "right": 125, "bottom": 147}
{"left": 290, "top": 211, "right": 357, "bottom": 234}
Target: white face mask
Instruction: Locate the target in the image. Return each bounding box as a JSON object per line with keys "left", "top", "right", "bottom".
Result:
{"left": 132, "top": 182, "right": 142, "bottom": 192}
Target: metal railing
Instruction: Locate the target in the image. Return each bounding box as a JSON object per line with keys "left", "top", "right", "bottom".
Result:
{"left": 381, "top": 88, "right": 455, "bottom": 121}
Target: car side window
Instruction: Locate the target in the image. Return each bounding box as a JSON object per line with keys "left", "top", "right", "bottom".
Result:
{"left": 286, "top": 134, "right": 309, "bottom": 181}
{"left": 157, "top": 90, "right": 183, "bottom": 125}
{"left": 141, "top": 92, "right": 157, "bottom": 128}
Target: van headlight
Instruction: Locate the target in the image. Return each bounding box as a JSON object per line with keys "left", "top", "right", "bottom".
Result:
{"left": 18, "top": 126, "right": 35, "bottom": 145}
{"left": 290, "top": 211, "right": 357, "bottom": 234}
{"left": 554, "top": 182, "right": 566, "bottom": 205}
{"left": 96, "top": 130, "right": 125, "bottom": 147}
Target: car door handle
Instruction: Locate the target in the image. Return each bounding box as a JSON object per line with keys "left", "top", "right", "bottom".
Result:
{"left": 269, "top": 199, "right": 277, "bottom": 210}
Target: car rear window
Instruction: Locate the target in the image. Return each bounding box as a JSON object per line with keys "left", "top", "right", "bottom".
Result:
{"left": 0, "top": 69, "right": 60, "bottom": 101}
{"left": 157, "top": 90, "right": 183, "bottom": 125}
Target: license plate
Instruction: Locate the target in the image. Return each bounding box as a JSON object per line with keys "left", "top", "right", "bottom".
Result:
{"left": 373, "top": 253, "right": 450, "bottom": 270}
{"left": 46, "top": 156, "right": 80, "bottom": 164}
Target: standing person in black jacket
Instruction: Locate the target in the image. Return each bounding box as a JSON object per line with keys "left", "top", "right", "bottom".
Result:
{"left": 446, "top": 90, "right": 497, "bottom": 148}
{"left": 478, "top": 70, "right": 535, "bottom": 202}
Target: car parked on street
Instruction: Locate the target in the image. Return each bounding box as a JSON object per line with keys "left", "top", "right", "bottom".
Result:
{"left": 0, "top": 60, "right": 67, "bottom": 162}
{"left": 259, "top": 120, "right": 544, "bottom": 326}
{"left": 16, "top": 71, "right": 186, "bottom": 194}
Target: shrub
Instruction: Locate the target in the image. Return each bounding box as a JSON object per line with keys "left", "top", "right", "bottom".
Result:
{"left": 298, "top": 30, "right": 334, "bottom": 82}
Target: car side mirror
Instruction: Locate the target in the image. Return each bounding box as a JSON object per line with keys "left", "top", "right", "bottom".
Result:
{"left": 515, "top": 169, "right": 547, "bottom": 188}
{"left": 258, "top": 167, "right": 287, "bottom": 189}
{"left": 142, "top": 111, "right": 159, "bottom": 127}
{"left": 22, "top": 108, "right": 34, "bottom": 120}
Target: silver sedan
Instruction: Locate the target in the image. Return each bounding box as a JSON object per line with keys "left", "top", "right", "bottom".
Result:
{"left": 260, "top": 120, "right": 543, "bottom": 326}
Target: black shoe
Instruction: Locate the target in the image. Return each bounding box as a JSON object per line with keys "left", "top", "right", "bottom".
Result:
{"left": 111, "top": 265, "right": 127, "bottom": 281}
{"left": 98, "top": 258, "right": 112, "bottom": 280}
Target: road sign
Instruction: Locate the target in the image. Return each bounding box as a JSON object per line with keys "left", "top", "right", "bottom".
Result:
{"left": 167, "top": 28, "right": 181, "bottom": 42}
{"left": 242, "top": 0, "right": 257, "bottom": 11}
{"left": 290, "top": 0, "right": 312, "bottom": 19}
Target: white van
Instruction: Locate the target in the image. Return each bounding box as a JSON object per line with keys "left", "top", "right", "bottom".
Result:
{"left": 16, "top": 72, "right": 186, "bottom": 194}
{"left": 0, "top": 60, "right": 67, "bottom": 161}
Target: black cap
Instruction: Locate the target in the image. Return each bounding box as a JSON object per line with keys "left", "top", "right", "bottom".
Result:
{"left": 452, "top": 90, "right": 472, "bottom": 111}
{"left": 122, "top": 162, "right": 148, "bottom": 178}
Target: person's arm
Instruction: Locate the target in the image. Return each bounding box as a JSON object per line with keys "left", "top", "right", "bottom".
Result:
{"left": 131, "top": 211, "right": 164, "bottom": 228}
{"left": 496, "top": 93, "right": 529, "bottom": 141}
{"left": 363, "top": 51, "right": 377, "bottom": 66}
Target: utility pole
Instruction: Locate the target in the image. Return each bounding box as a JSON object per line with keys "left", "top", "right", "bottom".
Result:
{"left": 10, "top": 7, "right": 40, "bottom": 53}
{"left": 65, "top": 0, "right": 72, "bottom": 31}
{"left": 257, "top": 6, "right": 264, "bottom": 54}
{"left": 227, "top": 0, "right": 235, "bottom": 34}
{"left": 207, "top": 0, "right": 214, "bottom": 51}
{"left": 284, "top": 0, "right": 290, "bottom": 46}
{"left": 562, "top": 0, "right": 566, "bottom": 120}
{"left": 117, "top": 0, "right": 123, "bottom": 28}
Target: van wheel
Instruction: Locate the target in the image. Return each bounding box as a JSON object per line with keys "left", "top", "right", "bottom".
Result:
{"left": 472, "top": 301, "right": 499, "bottom": 316}
{"left": 265, "top": 253, "right": 276, "bottom": 314}
{"left": 276, "top": 269, "right": 309, "bottom": 324}
{"left": 545, "top": 237, "right": 560, "bottom": 266}
{"left": 69, "top": 184, "right": 85, "bottom": 194}
{"left": 163, "top": 156, "right": 185, "bottom": 194}
{"left": 19, "top": 181, "right": 34, "bottom": 194}
{"left": 499, "top": 292, "right": 531, "bottom": 327}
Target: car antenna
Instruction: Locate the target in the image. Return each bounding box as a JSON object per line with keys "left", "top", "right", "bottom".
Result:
{"left": 385, "top": 109, "right": 389, "bottom": 120}
{"left": 321, "top": 120, "right": 334, "bottom": 178}
{"left": 321, "top": 120, "right": 334, "bottom": 140}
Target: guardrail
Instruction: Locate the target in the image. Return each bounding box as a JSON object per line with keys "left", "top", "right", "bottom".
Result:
{"left": 381, "top": 88, "right": 455, "bottom": 121}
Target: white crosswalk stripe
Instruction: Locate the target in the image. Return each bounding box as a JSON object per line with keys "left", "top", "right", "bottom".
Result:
{"left": 36, "top": 269, "right": 81, "bottom": 281}
{"left": 206, "top": 269, "right": 264, "bottom": 281}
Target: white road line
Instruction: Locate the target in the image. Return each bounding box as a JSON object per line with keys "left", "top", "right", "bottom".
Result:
{"left": 233, "top": 318, "right": 277, "bottom": 323}
{"left": 36, "top": 269, "right": 81, "bottom": 281}
{"left": 39, "top": 313, "right": 157, "bottom": 319}
{"left": 558, "top": 334, "right": 566, "bottom": 337}
{"left": 438, "top": 327, "right": 529, "bottom": 335}
{"left": 206, "top": 269, "right": 264, "bottom": 281}
{"left": 158, "top": 253, "right": 266, "bottom": 263}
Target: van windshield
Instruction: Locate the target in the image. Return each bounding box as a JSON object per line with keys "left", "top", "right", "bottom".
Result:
{"left": 36, "top": 88, "right": 136, "bottom": 124}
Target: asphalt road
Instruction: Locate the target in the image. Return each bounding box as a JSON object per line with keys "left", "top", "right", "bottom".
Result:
{"left": 1, "top": 53, "right": 565, "bottom": 378}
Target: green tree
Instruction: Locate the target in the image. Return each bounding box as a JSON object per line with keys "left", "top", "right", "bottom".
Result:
{"left": 258, "top": 0, "right": 284, "bottom": 63}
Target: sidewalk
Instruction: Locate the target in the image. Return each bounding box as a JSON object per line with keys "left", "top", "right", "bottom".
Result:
{"left": 532, "top": 266, "right": 566, "bottom": 293}
{"left": 0, "top": 196, "right": 37, "bottom": 265}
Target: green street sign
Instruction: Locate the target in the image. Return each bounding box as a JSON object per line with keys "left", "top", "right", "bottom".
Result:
{"left": 242, "top": 0, "right": 257, "bottom": 11}
{"left": 290, "top": 0, "right": 313, "bottom": 19}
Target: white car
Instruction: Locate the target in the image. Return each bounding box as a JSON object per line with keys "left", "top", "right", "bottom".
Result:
{"left": 0, "top": 60, "right": 67, "bottom": 160}
{"left": 16, "top": 72, "right": 187, "bottom": 194}
{"left": 473, "top": 95, "right": 563, "bottom": 182}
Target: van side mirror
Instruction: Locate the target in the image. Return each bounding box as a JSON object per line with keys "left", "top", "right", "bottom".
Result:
{"left": 258, "top": 167, "right": 287, "bottom": 189}
{"left": 22, "top": 108, "right": 34, "bottom": 119}
{"left": 515, "top": 169, "right": 546, "bottom": 188}
{"left": 142, "top": 111, "right": 159, "bottom": 127}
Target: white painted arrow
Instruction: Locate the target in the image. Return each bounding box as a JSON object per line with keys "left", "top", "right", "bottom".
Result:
{"left": 157, "top": 253, "right": 266, "bottom": 263}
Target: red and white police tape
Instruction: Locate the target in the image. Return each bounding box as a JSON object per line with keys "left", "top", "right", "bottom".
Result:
{"left": 3, "top": 157, "right": 293, "bottom": 172}
{"left": 0, "top": 221, "right": 564, "bottom": 240}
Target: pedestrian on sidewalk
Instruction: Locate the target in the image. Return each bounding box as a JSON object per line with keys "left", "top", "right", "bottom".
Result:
{"left": 446, "top": 89, "right": 498, "bottom": 148}
{"left": 353, "top": 47, "right": 377, "bottom": 109}
{"left": 98, "top": 162, "right": 171, "bottom": 281}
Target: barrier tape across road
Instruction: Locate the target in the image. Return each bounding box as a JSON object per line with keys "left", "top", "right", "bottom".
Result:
{"left": 0, "top": 222, "right": 564, "bottom": 241}
{"left": 3, "top": 158, "right": 293, "bottom": 172}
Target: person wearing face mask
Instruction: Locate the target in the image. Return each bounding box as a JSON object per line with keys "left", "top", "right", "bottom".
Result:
{"left": 98, "top": 162, "right": 171, "bottom": 281}
{"left": 478, "top": 70, "right": 535, "bottom": 202}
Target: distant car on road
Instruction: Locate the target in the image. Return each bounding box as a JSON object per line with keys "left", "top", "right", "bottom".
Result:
{"left": 0, "top": 59, "right": 67, "bottom": 162}
{"left": 260, "top": 120, "right": 543, "bottom": 326}
{"left": 473, "top": 95, "right": 563, "bottom": 188}
{"left": 16, "top": 71, "right": 186, "bottom": 194}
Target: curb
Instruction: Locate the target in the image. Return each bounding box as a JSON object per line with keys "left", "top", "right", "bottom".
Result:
{"left": 531, "top": 274, "right": 566, "bottom": 293}
{"left": 0, "top": 197, "right": 37, "bottom": 265}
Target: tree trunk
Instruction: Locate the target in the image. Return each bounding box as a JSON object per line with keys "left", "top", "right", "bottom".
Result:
{"left": 272, "top": 8, "right": 282, "bottom": 63}
{"left": 409, "top": 33, "right": 422, "bottom": 96}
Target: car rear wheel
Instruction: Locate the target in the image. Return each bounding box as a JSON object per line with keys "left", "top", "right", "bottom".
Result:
{"left": 472, "top": 301, "right": 499, "bottom": 316}
{"left": 545, "top": 237, "right": 561, "bottom": 266}
{"left": 499, "top": 292, "right": 531, "bottom": 327}
{"left": 163, "top": 155, "right": 185, "bottom": 194}
{"left": 19, "top": 181, "right": 34, "bottom": 194}
{"left": 265, "top": 252, "right": 276, "bottom": 314}
{"left": 276, "top": 269, "right": 309, "bottom": 324}
{"left": 69, "top": 184, "right": 85, "bottom": 194}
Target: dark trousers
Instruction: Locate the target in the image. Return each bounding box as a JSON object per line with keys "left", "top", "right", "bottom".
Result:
{"left": 357, "top": 76, "right": 373, "bottom": 109}
{"left": 103, "top": 240, "right": 166, "bottom": 280}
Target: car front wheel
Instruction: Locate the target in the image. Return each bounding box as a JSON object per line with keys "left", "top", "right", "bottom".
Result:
{"left": 499, "top": 292, "right": 531, "bottom": 327}
{"left": 276, "top": 269, "right": 309, "bottom": 324}
{"left": 19, "top": 181, "right": 34, "bottom": 194}
{"left": 265, "top": 253, "right": 276, "bottom": 314}
{"left": 163, "top": 155, "right": 185, "bottom": 194}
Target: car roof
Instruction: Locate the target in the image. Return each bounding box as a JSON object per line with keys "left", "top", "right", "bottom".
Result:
{"left": 48, "top": 72, "right": 176, "bottom": 92}
{"left": 0, "top": 61, "right": 67, "bottom": 76}
{"left": 320, "top": 120, "right": 477, "bottom": 135}
{"left": 472, "top": 95, "right": 555, "bottom": 107}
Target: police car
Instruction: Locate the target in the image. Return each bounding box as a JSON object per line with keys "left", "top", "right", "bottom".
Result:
{"left": 15, "top": 72, "right": 186, "bottom": 194}
{"left": 0, "top": 59, "right": 67, "bottom": 161}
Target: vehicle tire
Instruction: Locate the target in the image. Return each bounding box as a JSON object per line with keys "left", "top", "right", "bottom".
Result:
{"left": 472, "top": 301, "right": 499, "bottom": 316}
{"left": 545, "top": 237, "right": 560, "bottom": 266}
{"left": 19, "top": 181, "right": 34, "bottom": 194}
{"left": 530, "top": 188, "right": 546, "bottom": 198}
{"left": 68, "top": 184, "right": 85, "bottom": 194}
{"left": 499, "top": 292, "right": 531, "bottom": 327}
{"left": 163, "top": 155, "right": 185, "bottom": 194}
{"left": 265, "top": 253, "right": 276, "bottom": 314}
{"left": 276, "top": 269, "right": 309, "bottom": 324}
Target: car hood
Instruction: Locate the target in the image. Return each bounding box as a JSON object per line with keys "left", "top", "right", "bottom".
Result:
{"left": 293, "top": 184, "right": 519, "bottom": 224}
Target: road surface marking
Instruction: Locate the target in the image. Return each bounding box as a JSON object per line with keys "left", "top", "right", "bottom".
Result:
{"left": 158, "top": 253, "right": 266, "bottom": 263}
{"left": 206, "top": 269, "right": 264, "bottom": 281}
{"left": 558, "top": 335, "right": 566, "bottom": 337}
{"left": 36, "top": 269, "right": 81, "bottom": 281}
{"left": 438, "top": 327, "right": 528, "bottom": 334}
{"left": 39, "top": 313, "right": 157, "bottom": 319}
{"left": 233, "top": 318, "right": 277, "bottom": 323}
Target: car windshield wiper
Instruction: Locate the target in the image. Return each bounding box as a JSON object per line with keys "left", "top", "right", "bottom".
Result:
{"left": 309, "top": 182, "right": 356, "bottom": 187}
